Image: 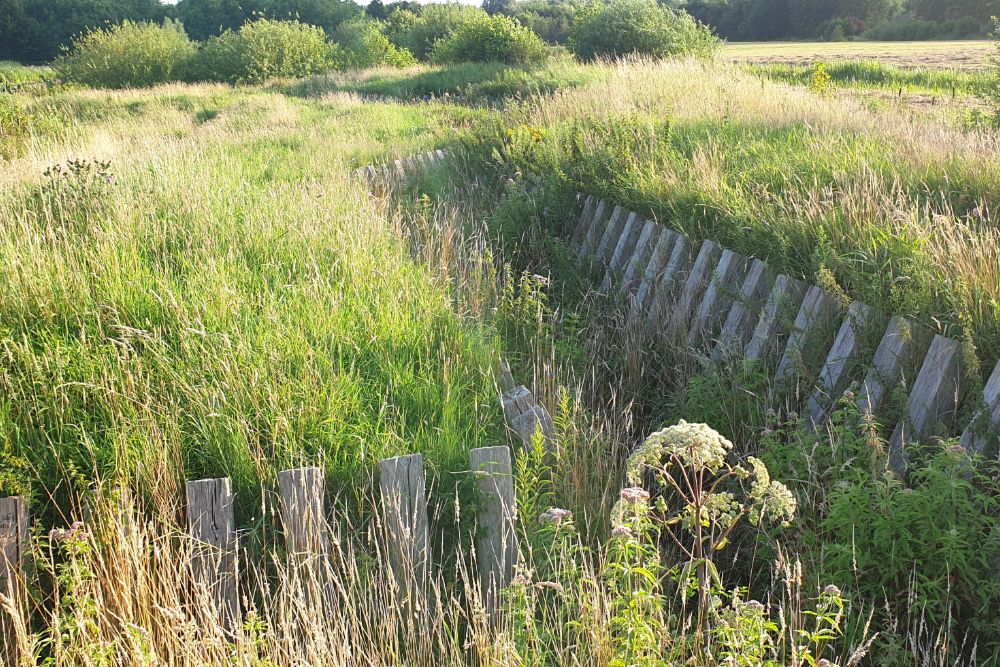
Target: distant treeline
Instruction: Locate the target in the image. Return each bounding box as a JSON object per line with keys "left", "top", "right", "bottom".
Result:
{"left": 1, "top": 0, "right": 997, "bottom": 65}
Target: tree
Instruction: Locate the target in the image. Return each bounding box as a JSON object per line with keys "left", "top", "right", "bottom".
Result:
{"left": 482, "top": 0, "right": 514, "bottom": 16}
{"left": 366, "top": 0, "right": 386, "bottom": 20}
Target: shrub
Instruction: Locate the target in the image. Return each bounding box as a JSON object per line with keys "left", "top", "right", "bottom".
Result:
{"left": 53, "top": 19, "right": 196, "bottom": 89}
{"left": 189, "top": 19, "right": 335, "bottom": 84}
{"left": 569, "top": 0, "right": 720, "bottom": 62}
{"left": 387, "top": 4, "right": 487, "bottom": 60}
{"left": 333, "top": 19, "right": 416, "bottom": 70}
{"left": 431, "top": 14, "right": 548, "bottom": 65}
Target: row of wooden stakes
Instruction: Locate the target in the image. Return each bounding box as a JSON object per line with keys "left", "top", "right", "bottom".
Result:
{"left": 570, "top": 194, "right": 1000, "bottom": 472}
{"left": 352, "top": 149, "right": 452, "bottom": 189}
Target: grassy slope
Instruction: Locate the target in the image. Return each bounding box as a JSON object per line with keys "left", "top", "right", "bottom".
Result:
{"left": 0, "top": 84, "right": 502, "bottom": 522}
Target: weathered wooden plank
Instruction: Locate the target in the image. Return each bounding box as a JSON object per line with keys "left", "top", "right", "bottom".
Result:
{"left": 186, "top": 478, "right": 239, "bottom": 632}
{"left": 687, "top": 249, "right": 748, "bottom": 348}
{"left": 959, "top": 360, "right": 1000, "bottom": 455}
{"left": 774, "top": 286, "right": 841, "bottom": 382}
{"left": 278, "top": 467, "right": 328, "bottom": 562}
{"left": 1, "top": 496, "right": 28, "bottom": 665}
{"left": 633, "top": 229, "right": 678, "bottom": 314}
{"left": 663, "top": 240, "right": 723, "bottom": 337}
{"left": 501, "top": 385, "right": 535, "bottom": 424}
{"left": 593, "top": 205, "right": 630, "bottom": 266}
{"left": 857, "top": 316, "right": 933, "bottom": 423}
{"left": 644, "top": 232, "right": 692, "bottom": 322}
{"left": 510, "top": 405, "right": 554, "bottom": 445}
{"left": 713, "top": 259, "right": 770, "bottom": 362}
{"left": 806, "top": 301, "right": 876, "bottom": 428}
{"left": 379, "top": 454, "right": 430, "bottom": 594}
{"left": 745, "top": 275, "right": 806, "bottom": 365}
{"left": 576, "top": 199, "right": 609, "bottom": 264}
{"left": 570, "top": 195, "right": 595, "bottom": 246}
{"left": 888, "top": 335, "right": 965, "bottom": 473}
{"left": 621, "top": 221, "right": 660, "bottom": 293}
{"left": 469, "top": 446, "right": 517, "bottom": 618}
{"left": 497, "top": 360, "right": 516, "bottom": 395}
{"left": 600, "top": 212, "right": 643, "bottom": 293}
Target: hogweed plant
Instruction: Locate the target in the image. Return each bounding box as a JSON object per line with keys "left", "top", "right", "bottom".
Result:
{"left": 626, "top": 421, "right": 796, "bottom": 651}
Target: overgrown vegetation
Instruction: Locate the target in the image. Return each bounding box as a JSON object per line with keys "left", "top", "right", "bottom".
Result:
{"left": 431, "top": 14, "right": 548, "bottom": 66}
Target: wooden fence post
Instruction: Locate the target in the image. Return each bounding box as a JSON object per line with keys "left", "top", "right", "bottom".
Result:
{"left": 379, "top": 454, "right": 430, "bottom": 598}
{"left": 857, "top": 316, "right": 933, "bottom": 427}
{"left": 510, "top": 405, "right": 555, "bottom": 446}
{"left": 806, "top": 301, "right": 876, "bottom": 428}
{"left": 774, "top": 285, "right": 841, "bottom": 383}
{"left": 744, "top": 275, "right": 806, "bottom": 365}
{"left": 278, "top": 467, "right": 329, "bottom": 567}
{"left": 577, "top": 200, "right": 609, "bottom": 265}
{"left": 501, "top": 386, "right": 535, "bottom": 424}
{"left": 593, "top": 205, "right": 629, "bottom": 266}
{"left": 600, "top": 212, "right": 643, "bottom": 293}
{"left": 1, "top": 496, "right": 28, "bottom": 666}
{"left": 469, "top": 446, "right": 517, "bottom": 618}
{"left": 959, "top": 361, "right": 1000, "bottom": 455}
{"left": 663, "top": 240, "right": 722, "bottom": 337}
{"left": 713, "top": 259, "right": 770, "bottom": 362}
{"left": 186, "top": 478, "right": 240, "bottom": 633}
{"left": 620, "top": 221, "right": 660, "bottom": 293}
{"left": 570, "top": 195, "right": 595, "bottom": 246}
{"left": 888, "top": 335, "right": 965, "bottom": 473}
{"left": 644, "top": 233, "right": 692, "bottom": 325}
{"left": 634, "top": 230, "right": 678, "bottom": 315}
{"left": 687, "top": 249, "right": 748, "bottom": 348}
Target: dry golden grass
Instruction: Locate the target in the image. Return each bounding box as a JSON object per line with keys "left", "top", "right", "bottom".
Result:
{"left": 725, "top": 40, "right": 994, "bottom": 69}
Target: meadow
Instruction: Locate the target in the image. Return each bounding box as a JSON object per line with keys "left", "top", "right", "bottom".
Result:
{"left": 1, "top": 43, "right": 999, "bottom": 667}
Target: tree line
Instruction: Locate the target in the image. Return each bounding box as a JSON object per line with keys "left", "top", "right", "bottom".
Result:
{"left": 2, "top": 0, "right": 997, "bottom": 65}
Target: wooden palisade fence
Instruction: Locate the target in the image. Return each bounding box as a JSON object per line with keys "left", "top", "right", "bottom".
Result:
{"left": 0, "top": 359, "right": 540, "bottom": 660}
{"left": 570, "top": 193, "right": 1000, "bottom": 472}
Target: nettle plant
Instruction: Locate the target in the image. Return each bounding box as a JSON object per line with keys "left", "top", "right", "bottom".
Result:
{"left": 625, "top": 421, "right": 797, "bottom": 645}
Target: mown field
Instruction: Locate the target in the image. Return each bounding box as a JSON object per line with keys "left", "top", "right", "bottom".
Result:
{"left": 725, "top": 40, "right": 994, "bottom": 69}
{"left": 1, "top": 47, "right": 999, "bottom": 666}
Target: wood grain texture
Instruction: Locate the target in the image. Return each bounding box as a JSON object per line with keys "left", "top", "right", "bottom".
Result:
{"left": 570, "top": 195, "right": 595, "bottom": 246}
{"left": 857, "top": 316, "right": 933, "bottom": 427}
{"left": 687, "top": 249, "right": 748, "bottom": 348}
{"left": 633, "top": 229, "right": 678, "bottom": 315}
{"left": 1, "top": 495, "right": 28, "bottom": 665}
{"left": 775, "top": 286, "right": 841, "bottom": 382}
{"left": 186, "top": 478, "right": 239, "bottom": 632}
{"left": 501, "top": 386, "right": 534, "bottom": 424}
{"left": 600, "top": 212, "right": 643, "bottom": 292}
{"left": 576, "top": 199, "right": 608, "bottom": 265}
{"left": 663, "top": 240, "right": 722, "bottom": 337}
{"left": 594, "top": 205, "right": 629, "bottom": 266}
{"left": 379, "top": 454, "right": 430, "bottom": 594}
{"left": 959, "top": 360, "right": 1000, "bottom": 455}
{"left": 888, "top": 335, "right": 965, "bottom": 473}
{"left": 620, "top": 220, "right": 659, "bottom": 293}
{"left": 713, "top": 259, "right": 770, "bottom": 362}
{"left": 278, "top": 467, "right": 329, "bottom": 560}
{"left": 469, "top": 446, "right": 517, "bottom": 618}
{"left": 510, "top": 405, "right": 554, "bottom": 445}
{"left": 806, "top": 301, "right": 875, "bottom": 428}
{"left": 745, "top": 275, "right": 807, "bottom": 365}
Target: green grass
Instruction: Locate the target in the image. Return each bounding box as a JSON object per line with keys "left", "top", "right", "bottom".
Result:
{"left": 284, "top": 56, "right": 607, "bottom": 103}
{"left": 747, "top": 59, "right": 986, "bottom": 95}
{"left": 0, "top": 61, "right": 55, "bottom": 88}
{"left": 0, "top": 85, "right": 502, "bottom": 524}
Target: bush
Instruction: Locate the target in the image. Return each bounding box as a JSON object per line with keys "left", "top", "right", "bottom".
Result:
{"left": 189, "top": 19, "right": 335, "bottom": 84}
{"left": 569, "top": 0, "right": 720, "bottom": 62}
{"left": 54, "top": 19, "right": 196, "bottom": 89}
{"left": 386, "top": 4, "right": 487, "bottom": 60}
{"left": 431, "top": 15, "right": 548, "bottom": 65}
{"left": 333, "top": 19, "right": 416, "bottom": 70}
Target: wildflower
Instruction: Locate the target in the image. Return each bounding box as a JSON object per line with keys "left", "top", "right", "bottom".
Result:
{"left": 610, "top": 525, "right": 633, "bottom": 539}
{"left": 817, "top": 660, "right": 834, "bottom": 667}
{"left": 538, "top": 508, "right": 572, "bottom": 525}
{"left": 824, "top": 584, "right": 841, "bottom": 597}
{"left": 842, "top": 389, "right": 855, "bottom": 400}
{"left": 619, "top": 487, "right": 650, "bottom": 504}
{"left": 743, "top": 599, "right": 765, "bottom": 613}
{"left": 627, "top": 420, "right": 733, "bottom": 482}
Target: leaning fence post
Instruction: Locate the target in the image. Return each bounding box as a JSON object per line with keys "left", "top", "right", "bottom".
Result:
{"left": 186, "top": 478, "right": 239, "bottom": 633}
{"left": 469, "top": 446, "right": 517, "bottom": 618}
{"left": 1, "top": 495, "right": 28, "bottom": 666}
{"left": 277, "top": 467, "right": 329, "bottom": 569}
{"left": 379, "top": 454, "right": 430, "bottom": 600}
